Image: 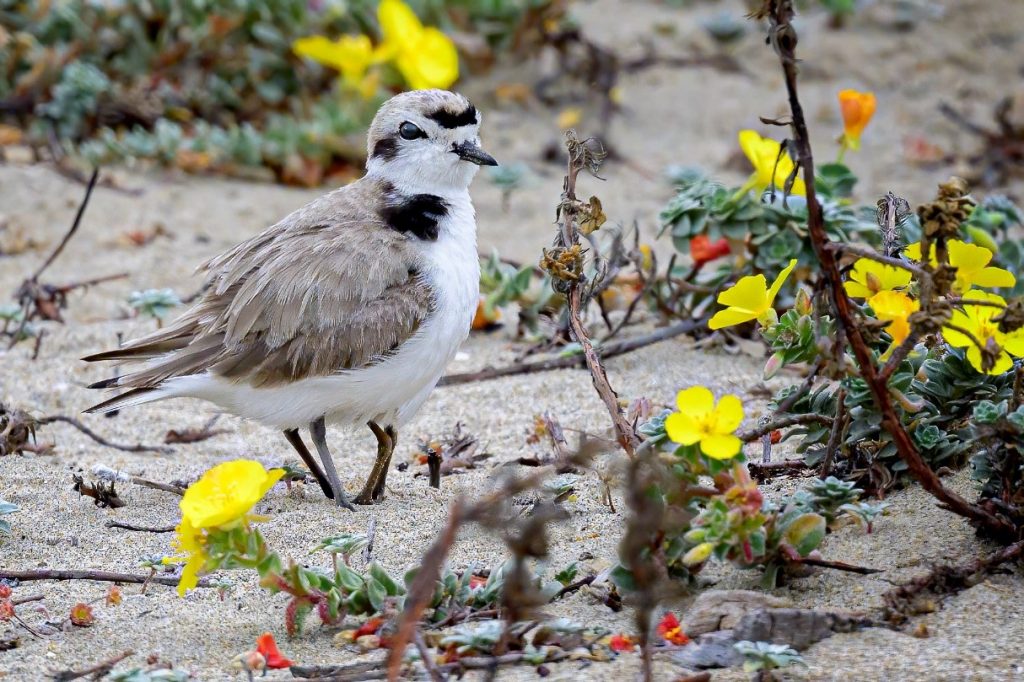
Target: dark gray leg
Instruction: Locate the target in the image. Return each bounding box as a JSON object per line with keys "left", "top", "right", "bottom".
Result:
{"left": 309, "top": 416, "right": 354, "bottom": 510}
{"left": 283, "top": 429, "right": 334, "bottom": 500}
{"left": 355, "top": 421, "right": 396, "bottom": 505}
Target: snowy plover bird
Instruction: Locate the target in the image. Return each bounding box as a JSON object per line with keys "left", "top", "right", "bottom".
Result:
{"left": 83, "top": 90, "right": 496, "bottom": 509}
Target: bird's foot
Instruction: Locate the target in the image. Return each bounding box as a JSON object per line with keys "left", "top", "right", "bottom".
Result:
{"left": 352, "top": 488, "right": 383, "bottom": 506}
{"left": 332, "top": 486, "right": 356, "bottom": 511}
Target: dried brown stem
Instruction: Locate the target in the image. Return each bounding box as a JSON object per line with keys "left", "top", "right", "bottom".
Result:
{"left": 819, "top": 389, "right": 847, "bottom": 478}
{"left": 790, "top": 556, "right": 881, "bottom": 575}
{"left": 760, "top": 0, "right": 1014, "bottom": 539}
{"left": 747, "top": 459, "right": 811, "bottom": 482}
{"left": 0, "top": 568, "right": 214, "bottom": 588}
{"left": 883, "top": 538, "right": 1024, "bottom": 624}
{"left": 738, "top": 413, "right": 833, "bottom": 442}
{"left": 31, "top": 169, "right": 99, "bottom": 281}
{"left": 38, "top": 415, "right": 174, "bottom": 455}
{"left": 439, "top": 318, "right": 705, "bottom": 386}
{"left": 558, "top": 137, "right": 640, "bottom": 458}
{"left": 52, "top": 651, "right": 134, "bottom": 682}
{"left": 105, "top": 520, "right": 176, "bottom": 533}
{"left": 386, "top": 500, "right": 463, "bottom": 681}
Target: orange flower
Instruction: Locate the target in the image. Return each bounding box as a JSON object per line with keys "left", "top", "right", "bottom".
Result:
{"left": 690, "top": 235, "right": 730, "bottom": 266}
{"left": 70, "top": 603, "right": 95, "bottom": 627}
{"left": 256, "top": 633, "right": 294, "bottom": 669}
{"left": 106, "top": 586, "right": 122, "bottom": 607}
{"left": 656, "top": 612, "right": 690, "bottom": 645}
{"left": 838, "top": 89, "right": 876, "bottom": 151}
{"left": 468, "top": 574, "right": 487, "bottom": 589}
{"left": 609, "top": 633, "right": 636, "bottom": 652}
{"left": 471, "top": 297, "right": 501, "bottom": 330}
{"left": 0, "top": 600, "right": 14, "bottom": 621}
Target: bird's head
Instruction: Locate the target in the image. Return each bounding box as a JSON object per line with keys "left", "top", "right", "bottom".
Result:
{"left": 365, "top": 90, "right": 497, "bottom": 194}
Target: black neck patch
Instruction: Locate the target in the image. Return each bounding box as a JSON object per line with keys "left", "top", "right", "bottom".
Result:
{"left": 371, "top": 137, "right": 399, "bottom": 161}
{"left": 380, "top": 190, "right": 449, "bottom": 241}
{"left": 427, "top": 105, "right": 478, "bottom": 129}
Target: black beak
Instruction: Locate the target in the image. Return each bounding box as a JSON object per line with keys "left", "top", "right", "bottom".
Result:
{"left": 452, "top": 141, "right": 498, "bottom": 166}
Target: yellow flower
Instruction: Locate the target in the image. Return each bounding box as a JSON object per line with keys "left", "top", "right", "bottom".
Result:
{"left": 168, "top": 460, "right": 282, "bottom": 596}
{"left": 868, "top": 290, "right": 919, "bottom": 358}
{"left": 665, "top": 386, "right": 744, "bottom": 460}
{"left": 838, "top": 89, "right": 876, "bottom": 151}
{"left": 904, "top": 240, "right": 1016, "bottom": 294}
{"left": 169, "top": 518, "right": 208, "bottom": 597}
{"left": 737, "top": 130, "right": 806, "bottom": 197}
{"left": 181, "top": 460, "right": 283, "bottom": 529}
{"left": 709, "top": 259, "right": 798, "bottom": 330}
{"left": 942, "top": 290, "right": 1024, "bottom": 375}
{"left": 556, "top": 107, "right": 582, "bottom": 130}
{"left": 292, "top": 34, "right": 379, "bottom": 98}
{"left": 378, "top": 0, "right": 459, "bottom": 90}
{"left": 844, "top": 258, "right": 912, "bottom": 299}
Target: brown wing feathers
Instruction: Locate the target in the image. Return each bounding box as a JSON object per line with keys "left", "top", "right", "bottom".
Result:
{"left": 83, "top": 180, "right": 435, "bottom": 395}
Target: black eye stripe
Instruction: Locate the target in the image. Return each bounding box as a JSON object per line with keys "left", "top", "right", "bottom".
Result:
{"left": 427, "top": 105, "right": 478, "bottom": 129}
{"left": 371, "top": 137, "right": 399, "bottom": 160}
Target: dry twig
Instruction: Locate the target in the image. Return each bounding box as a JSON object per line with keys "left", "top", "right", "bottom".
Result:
{"left": 758, "top": 0, "right": 1013, "bottom": 539}
{"left": 38, "top": 415, "right": 174, "bottom": 455}
{"left": 0, "top": 569, "right": 215, "bottom": 589}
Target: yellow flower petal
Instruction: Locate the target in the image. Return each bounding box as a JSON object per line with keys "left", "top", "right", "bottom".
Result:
{"left": 700, "top": 434, "right": 742, "bottom": 460}
{"left": 970, "top": 267, "right": 1016, "bottom": 289}
{"left": 737, "top": 130, "right": 806, "bottom": 196}
{"left": 947, "top": 240, "right": 991, "bottom": 273}
{"left": 675, "top": 386, "right": 715, "bottom": 418}
{"left": 1002, "top": 331, "right": 1024, "bottom": 357}
{"left": 379, "top": 0, "right": 424, "bottom": 44}
{"left": 378, "top": 0, "right": 459, "bottom": 90}
{"left": 712, "top": 394, "right": 744, "bottom": 434}
{"left": 846, "top": 259, "right": 912, "bottom": 299}
{"left": 766, "top": 259, "right": 798, "bottom": 305}
{"left": 718, "top": 274, "right": 770, "bottom": 311}
{"left": 180, "top": 460, "right": 283, "bottom": 529}
{"left": 177, "top": 553, "right": 204, "bottom": 597}
{"left": 709, "top": 308, "right": 759, "bottom": 330}
{"left": 665, "top": 412, "right": 702, "bottom": 446}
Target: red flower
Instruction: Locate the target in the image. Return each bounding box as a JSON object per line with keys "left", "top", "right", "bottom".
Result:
{"left": 256, "top": 632, "right": 294, "bottom": 669}
{"left": 0, "top": 585, "right": 11, "bottom": 599}
{"left": 609, "top": 633, "right": 636, "bottom": 652}
{"left": 0, "top": 600, "right": 14, "bottom": 622}
{"left": 354, "top": 617, "right": 384, "bottom": 639}
{"left": 770, "top": 429, "right": 783, "bottom": 444}
{"left": 689, "top": 235, "right": 730, "bottom": 266}
{"left": 656, "top": 612, "right": 690, "bottom": 645}
{"left": 468, "top": 575, "right": 487, "bottom": 590}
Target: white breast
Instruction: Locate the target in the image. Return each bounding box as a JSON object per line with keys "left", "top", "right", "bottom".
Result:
{"left": 163, "top": 193, "right": 480, "bottom": 430}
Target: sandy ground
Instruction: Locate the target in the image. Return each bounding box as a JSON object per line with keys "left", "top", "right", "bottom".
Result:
{"left": 2, "top": 0, "right": 1024, "bottom": 679}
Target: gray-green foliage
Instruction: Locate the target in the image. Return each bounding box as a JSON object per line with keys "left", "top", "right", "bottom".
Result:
{"left": 128, "top": 289, "right": 181, "bottom": 321}
{"left": 0, "top": 499, "right": 18, "bottom": 540}
{"left": 1, "top": 0, "right": 560, "bottom": 179}
{"left": 734, "top": 640, "right": 805, "bottom": 673}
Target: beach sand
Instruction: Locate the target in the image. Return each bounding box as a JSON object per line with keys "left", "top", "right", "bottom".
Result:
{"left": 2, "top": 0, "right": 1023, "bottom": 679}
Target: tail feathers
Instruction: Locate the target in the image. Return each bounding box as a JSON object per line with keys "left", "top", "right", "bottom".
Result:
{"left": 81, "top": 340, "right": 183, "bottom": 363}
{"left": 84, "top": 387, "right": 162, "bottom": 415}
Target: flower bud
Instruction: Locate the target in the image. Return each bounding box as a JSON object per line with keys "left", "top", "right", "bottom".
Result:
{"left": 682, "top": 542, "right": 715, "bottom": 567}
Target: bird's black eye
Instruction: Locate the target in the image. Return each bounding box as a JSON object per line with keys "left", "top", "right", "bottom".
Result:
{"left": 399, "top": 122, "right": 425, "bottom": 140}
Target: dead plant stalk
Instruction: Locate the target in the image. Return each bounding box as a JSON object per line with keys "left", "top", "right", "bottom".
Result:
{"left": 759, "top": 0, "right": 1013, "bottom": 539}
